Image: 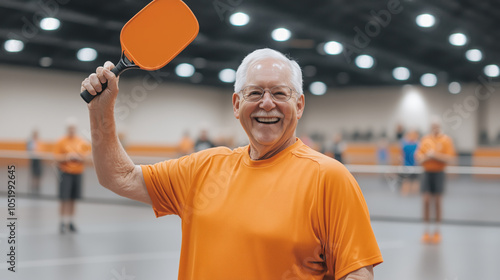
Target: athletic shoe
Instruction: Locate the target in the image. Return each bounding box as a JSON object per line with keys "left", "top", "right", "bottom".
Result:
{"left": 432, "top": 232, "right": 441, "bottom": 244}
{"left": 421, "top": 232, "right": 431, "bottom": 244}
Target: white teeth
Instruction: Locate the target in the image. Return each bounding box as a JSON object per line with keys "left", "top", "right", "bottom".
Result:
{"left": 256, "top": 117, "right": 279, "bottom": 123}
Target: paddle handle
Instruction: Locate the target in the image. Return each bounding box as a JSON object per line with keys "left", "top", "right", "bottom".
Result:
{"left": 80, "top": 63, "right": 126, "bottom": 103}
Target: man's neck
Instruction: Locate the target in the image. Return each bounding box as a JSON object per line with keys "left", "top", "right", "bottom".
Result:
{"left": 248, "top": 137, "right": 296, "bottom": 160}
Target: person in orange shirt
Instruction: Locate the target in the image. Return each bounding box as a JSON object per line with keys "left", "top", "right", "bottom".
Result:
{"left": 178, "top": 130, "right": 194, "bottom": 155}
{"left": 81, "top": 48, "right": 383, "bottom": 280}
{"left": 54, "top": 121, "right": 91, "bottom": 234}
{"left": 415, "top": 119, "right": 456, "bottom": 244}
{"left": 27, "top": 129, "right": 43, "bottom": 196}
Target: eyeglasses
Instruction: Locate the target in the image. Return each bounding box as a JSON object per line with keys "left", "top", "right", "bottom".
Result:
{"left": 240, "top": 85, "right": 295, "bottom": 102}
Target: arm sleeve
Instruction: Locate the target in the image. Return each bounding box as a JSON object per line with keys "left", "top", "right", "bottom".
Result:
{"left": 82, "top": 141, "right": 92, "bottom": 156}
{"left": 318, "top": 164, "right": 383, "bottom": 280}
{"left": 53, "top": 140, "right": 63, "bottom": 155}
{"left": 445, "top": 137, "right": 456, "bottom": 156}
{"left": 414, "top": 139, "right": 426, "bottom": 160}
{"left": 141, "top": 155, "right": 195, "bottom": 218}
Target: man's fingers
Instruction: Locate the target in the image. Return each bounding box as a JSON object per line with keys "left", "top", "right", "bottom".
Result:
{"left": 81, "top": 62, "right": 119, "bottom": 99}
{"left": 96, "top": 66, "right": 106, "bottom": 84}
{"left": 89, "top": 73, "right": 103, "bottom": 92}
{"left": 103, "top": 68, "right": 119, "bottom": 93}
{"left": 81, "top": 78, "right": 97, "bottom": 96}
{"left": 103, "top": 61, "right": 115, "bottom": 71}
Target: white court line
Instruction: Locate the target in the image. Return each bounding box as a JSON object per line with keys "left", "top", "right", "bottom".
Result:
{"left": 13, "top": 222, "right": 180, "bottom": 237}
{"left": 0, "top": 251, "right": 179, "bottom": 269}
{"left": 345, "top": 164, "right": 500, "bottom": 175}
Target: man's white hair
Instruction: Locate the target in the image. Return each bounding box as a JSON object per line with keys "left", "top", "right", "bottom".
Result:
{"left": 234, "top": 48, "right": 303, "bottom": 95}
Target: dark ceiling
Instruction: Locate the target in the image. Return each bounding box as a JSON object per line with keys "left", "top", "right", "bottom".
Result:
{"left": 1, "top": 0, "right": 499, "bottom": 92}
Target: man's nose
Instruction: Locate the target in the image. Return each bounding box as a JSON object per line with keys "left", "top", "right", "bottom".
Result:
{"left": 259, "top": 91, "right": 276, "bottom": 110}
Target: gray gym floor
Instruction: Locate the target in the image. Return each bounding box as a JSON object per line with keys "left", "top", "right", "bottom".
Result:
{"left": 1, "top": 164, "right": 499, "bottom": 280}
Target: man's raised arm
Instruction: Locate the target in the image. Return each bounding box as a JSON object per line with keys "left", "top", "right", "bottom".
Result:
{"left": 81, "top": 61, "right": 152, "bottom": 205}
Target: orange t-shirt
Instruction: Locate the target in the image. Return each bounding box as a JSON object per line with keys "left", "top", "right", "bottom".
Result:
{"left": 415, "top": 134, "right": 455, "bottom": 172}
{"left": 54, "top": 136, "right": 90, "bottom": 174}
{"left": 141, "top": 139, "right": 383, "bottom": 280}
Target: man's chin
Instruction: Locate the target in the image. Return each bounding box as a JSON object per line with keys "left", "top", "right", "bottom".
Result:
{"left": 251, "top": 134, "right": 280, "bottom": 147}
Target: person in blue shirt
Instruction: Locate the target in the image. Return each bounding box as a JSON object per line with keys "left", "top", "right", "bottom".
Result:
{"left": 400, "top": 130, "right": 420, "bottom": 195}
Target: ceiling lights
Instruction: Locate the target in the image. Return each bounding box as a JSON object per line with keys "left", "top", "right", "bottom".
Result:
{"left": 229, "top": 12, "right": 250, "bottom": 26}
{"left": 40, "top": 17, "right": 61, "bottom": 31}
{"left": 484, "top": 64, "right": 500, "bottom": 78}
{"left": 219, "top": 68, "right": 236, "bottom": 83}
{"left": 449, "top": 33, "right": 467, "bottom": 46}
{"left": 271, "top": 28, "right": 291, "bottom": 42}
{"left": 416, "top": 13, "right": 435, "bottom": 28}
{"left": 4, "top": 39, "right": 24, "bottom": 52}
{"left": 465, "top": 49, "right": 482, "bottom": 62}
{"left": 175, "top": 63, "right": 195, "bottom": 77}
{"left": 392, "top": 67, "right": 410, "bottom": 81}
{"left": 309, "top": 81, "right": 327, "bottom": 95}
{"left": 355, "top": 55, "right": 374, "bottom": 69}
{"left": 448, "top": 82, "right": 461, "bottom": 94}
{"left": 76, "top": 47, "right": 97, "bottom": 62}
{"left": 324, "top": 41, "right": 343, "bottom": 55}
{"left": 420, "top": 73, "right": 437, "bottom": 87}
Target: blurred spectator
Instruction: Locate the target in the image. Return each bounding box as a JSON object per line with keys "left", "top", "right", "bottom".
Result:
{"left": 27, "top": 129, "right": 43, "bottom": 196}
{"left": 400, "top": 130, "right": 420, "bottom": 196}
{"left": 194, "top": 129, "right": 215, "bottom": 152}
{"left": 179, "top": 131, "right": 194, "bottom": 155}
{"left": 300, "top": 133, "right": 314, "bottom": 148}
{"left": 478, "top": 130, "right": 489, "bottom": 146}
{"left": 377, "top": 137, "right": 389, "bottom": 165}
{"left": 415, "top": 119, "right": 456, "bottom": 244}
{"left": 327, "top": 133, "right": 346, "bottom": 163}
{"left": 54, "top": 121, "right": 91, "bottom": 234}
{"left": 395, "top": 123, "right": 405, "bottom": 141}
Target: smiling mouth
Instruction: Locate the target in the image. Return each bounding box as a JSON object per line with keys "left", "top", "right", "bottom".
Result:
{"left": 255, "top": 117, "right": 280, "bottom": 124}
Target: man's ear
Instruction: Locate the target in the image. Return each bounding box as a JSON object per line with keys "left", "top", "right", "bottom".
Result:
{"left": 232, "top": 93, "right": 241, "bottom": 119}
{"left": 296, "top": 94, "right": 305, "bottom": 119}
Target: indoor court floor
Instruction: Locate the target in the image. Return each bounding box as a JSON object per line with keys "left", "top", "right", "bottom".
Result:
{"left": 1, "top": 166, "right": 499, "bottom": 280}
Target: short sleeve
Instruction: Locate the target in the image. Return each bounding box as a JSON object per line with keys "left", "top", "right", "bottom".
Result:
{"left": 318, "top": 163, "right": 383, "bottom": 280}
{"left": 81, "top": 141, "right": 91, "bottom": 156}
{"left": 141, "top": 155, "right": 195, "bottom": 218}
{"left": 415, "top": 137, "right": 428, "bottom": 159}
{"left": 53, "top": 139, "right": 64, "bottom": 155}
{"left": 445, "top": 137, "right": 456, "bottom": 156}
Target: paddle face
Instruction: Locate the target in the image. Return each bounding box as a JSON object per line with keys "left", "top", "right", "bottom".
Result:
{"left": 121, "top": 0, "right": 199, "bottom": 70}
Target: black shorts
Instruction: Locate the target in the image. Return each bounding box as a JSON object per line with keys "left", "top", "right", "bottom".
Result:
{"left": 59, "top": 171, "right": 82, "bottom": 201}
{"left": 421, "top": 171, "right": 445, "bottom": 194}
{"left": 31, "top": 159, "right": 42, "bottom": 177}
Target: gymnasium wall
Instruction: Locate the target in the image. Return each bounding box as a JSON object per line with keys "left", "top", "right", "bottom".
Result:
{"left": 485, "top": 89, "right": 500, "bottom": 143}
{"left": 299, "top": 84, "right": 481, "bottom": 152}
{"left": 1, "top": 64, "right": 497, "bottom": 152}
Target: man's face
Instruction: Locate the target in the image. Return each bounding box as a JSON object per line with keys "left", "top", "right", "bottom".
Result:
{"left": 431, "top": 123, "right": 441, "bottom": 135}
{"left": 232, "top": 58, "right": 305, "bottom": 151}
{"left": 68, "top": 125, "right": 76, "bottom": 137}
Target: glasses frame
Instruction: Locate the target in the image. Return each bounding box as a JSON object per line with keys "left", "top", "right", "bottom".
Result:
{"left": 239, "top": 85, "right": 296, "bottom": 102}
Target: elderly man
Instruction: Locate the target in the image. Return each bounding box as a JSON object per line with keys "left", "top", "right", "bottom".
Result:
{"left": 81, "top": 48, "right": 382, "bottom": 280}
